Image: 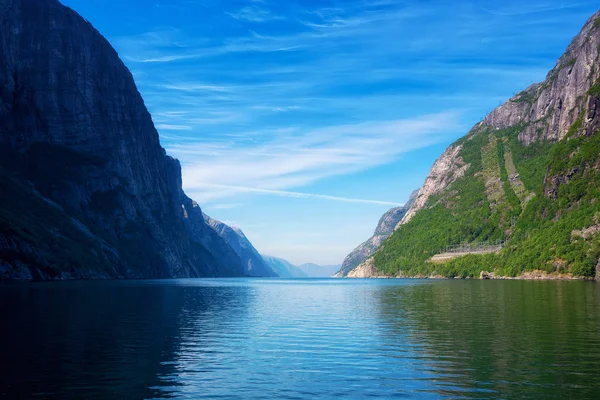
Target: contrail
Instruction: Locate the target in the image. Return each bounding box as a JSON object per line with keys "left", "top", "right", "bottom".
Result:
{"left": 200, "top": 184, "right": 404, "bottom": 207}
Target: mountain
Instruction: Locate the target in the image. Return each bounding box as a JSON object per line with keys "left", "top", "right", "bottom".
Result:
{"left": 297, "top": 263, "right": 340, "bottom": 278}
{"left": 349, "top": 10, "right": 600, "bottom": 280}
{"left": 0, "top": 0, "right": 252, "bottom": 279}
{"left": 260, "top": 256, "right": 338, "bottom": 278}
{"left": 204, "top": 215, "right": 278, "bottom": 277}
{"left": 262, "top": 255, "right": 308, "bottom": 278}
{"left": 335, "top": 190, "right": 418, "bottom": 277}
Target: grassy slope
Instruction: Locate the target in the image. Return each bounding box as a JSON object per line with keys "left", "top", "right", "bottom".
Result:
{"left": 373, "top": 122, "right": 600, "bottom": 278}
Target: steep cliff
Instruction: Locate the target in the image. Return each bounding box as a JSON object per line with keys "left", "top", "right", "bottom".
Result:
{"left": 204, "top": 215, "right": 278, "bottom": 277}
{"left": 335, "top": 190, "right": 417, "bottom": 277}
{"left": 0, "top": 0, "right": 247, "bottom": 279}
{"left": 353, "top": 10, "right": 600, "bottom": 279}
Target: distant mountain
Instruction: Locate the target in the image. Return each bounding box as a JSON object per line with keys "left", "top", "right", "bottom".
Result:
{"left": 335, "top": 190, "right": 418, "bottom": 277}
{"left": 261, "top": 256, "right": 338, "bottom": 278}
{"left": 350, "top": 10, "right": 600, "bottom": 280}
{"left": 204, "top": 216, "right": 278, "bottom": 277}
{"left": 297, "top": 263, "right": 340, "bottom": 278}
{"left": 0, "top": 0, "right": 253, "bottom": 279}
{"left": 262, "top": 255, "right": 308, "bottom": 278}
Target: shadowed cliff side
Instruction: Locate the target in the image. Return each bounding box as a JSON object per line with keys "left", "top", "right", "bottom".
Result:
{"left": 0, "top": 0, "right": 246, "bottom": 279}
{"left": 204, "top": 215, "right": 278, "bottom": 277}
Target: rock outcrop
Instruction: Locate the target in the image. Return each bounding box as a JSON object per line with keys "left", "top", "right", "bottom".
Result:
{"left": 204, "top": 215, "right": 278, "bottom": 277}
{"left": 0, "top": 0, "right": 249, "bottom": 279}
{"left": 400, "top": 146, "right": 469, "bottom": 226}
{"left": 400, "top": 11, "right": 600, "bottom": 227}
{"left": 484, "top": 13, "right": 600, "bottom": 144}
{"left": 346, "top": 258, "right": 384, "bottom": 278}
{"left": 335, "top": 190, "right": 418, "bottom": 277}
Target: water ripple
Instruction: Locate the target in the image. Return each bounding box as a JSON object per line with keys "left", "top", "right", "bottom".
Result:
{"left": 1, "top": 279, "right": 600, "bottom": 399}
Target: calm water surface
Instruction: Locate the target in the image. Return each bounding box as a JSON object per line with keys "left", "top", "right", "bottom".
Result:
{"left": 1, "top": 279, "right": 600, "bottom": 399}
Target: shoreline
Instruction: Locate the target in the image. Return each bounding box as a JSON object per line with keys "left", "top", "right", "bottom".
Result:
{"left": 344, "top": 259, "right": 598, "bottom": 281}
{"left": 343, "top": 270, "right": 597, "bottom": 281}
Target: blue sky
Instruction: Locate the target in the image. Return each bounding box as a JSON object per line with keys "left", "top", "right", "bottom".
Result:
{"left": 63, "top": 0, "right": 598, "bottom": 265}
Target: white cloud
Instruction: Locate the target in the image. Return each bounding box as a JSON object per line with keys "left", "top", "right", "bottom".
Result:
{"left": 157, "top": 83, "right": 232, "bottom": 92}
{"left": 195, "top": 185, "right": 404, "bottom": 206}
{"left": 478, "top": 2, "right": 591, "bottom": 16}
{"left": 167, "top": 112, "right": 463, "bottom": 203}
{"left": 155, "top": 124, "right": 193, "bottom": 131}
{"left": 226, "top": 5, "right": 283, "bottom": 23}
{"left": 114, "top": 2, "right": 424, "bottom": 63}
{"left": 251, "top": 105, "right": 301, "bottom": 112}
{"left": 209, "top": 203, "right": 243, "bottom": 210}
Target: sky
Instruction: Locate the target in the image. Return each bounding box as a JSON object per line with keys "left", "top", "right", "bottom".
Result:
{"left": 62, "top": 0, "right": 599, "bottom": 265}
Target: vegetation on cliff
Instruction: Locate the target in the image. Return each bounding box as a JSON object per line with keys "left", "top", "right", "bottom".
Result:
{"left": 374, "top": 117, "right": 600, "bottom": 278}
{"left": 370, "top": 11, "right": 600, "bottom": 279}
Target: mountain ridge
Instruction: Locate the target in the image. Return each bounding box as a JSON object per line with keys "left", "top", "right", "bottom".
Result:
{"left": 0, "top": 0, "right": 255, "bottom": 279}
{"left": 204, "top": 215, "right": 278, "bottom": 277}
{"left": 335, "top": 190, "right": 418, "bottom": 277}
{"left": 349, "top": 10, "right": 600, "bottom": 280}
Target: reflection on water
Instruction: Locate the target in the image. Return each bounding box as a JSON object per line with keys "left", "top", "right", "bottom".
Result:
{"left": 376, "top": 280, "right": 600, "bottom": 398}
{"left": 1, "top": 279, "right": 600, "bottom": 399}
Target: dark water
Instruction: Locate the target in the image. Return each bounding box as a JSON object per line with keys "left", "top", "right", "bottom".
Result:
{"left": 1, "top": 279, "right": 600, "bottom": 399}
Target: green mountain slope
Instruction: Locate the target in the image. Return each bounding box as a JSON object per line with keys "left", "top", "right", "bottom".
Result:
{"left": 369, "top": 11, "right": 600, "bottom": 279}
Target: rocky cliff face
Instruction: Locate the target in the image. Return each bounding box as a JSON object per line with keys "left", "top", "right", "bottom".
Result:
{"left": 0, "top": 0, "right": 247, "bottom": 279}
{"left": 336, "top": 190, "right": 418, "bottom": 277}
{"left": 204, "top": 215, "right": 277, "bottom": 277}
{"left": 376, "top": 193, "right": 418, "bottom": 234}
{"left": 400, "top": 11, "right": 600, "bottom": 228}
{"left": 484, "top": 13, "right": 600, "bottom": 145}
{"left": 346, "top": 258, "right": 381, "bottom": 278}
{"left": 350, "top": 10, "right": 600, "bottom": 279}
{"left": 400, "top": 147, "right": 469, "bottom": 226}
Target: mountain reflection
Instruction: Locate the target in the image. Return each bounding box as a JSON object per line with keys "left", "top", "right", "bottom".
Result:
{"left": 0, "top": 280, "right": 252, "bottom": 399}
{"left": 375, "top": 280, "right": 600, "bottom": 398}
{"left": 3, "top": 279, "right": 600, "bottom": 399}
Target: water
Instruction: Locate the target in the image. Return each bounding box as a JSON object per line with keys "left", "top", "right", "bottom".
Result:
{"left": 1, "top": 279, "right": 600, "bottom": 399}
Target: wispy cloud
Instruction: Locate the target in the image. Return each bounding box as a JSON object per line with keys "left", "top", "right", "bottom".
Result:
{"left": 226, "top": 4, "right": 283, "bottom": 23}
{"left": 478, "top": 1, "right": 595, "bottom": 16}
{"left": 169, "top": 112, "right": 463, "bottom": 203}
{"left": 155, "top": 124, "right": 193, "bottom": 131}
{"left": 251, "top": 105, "right": 301, "bottom": 112}
{"left": 113, "top": 2, "right": 425, "bottom": 63}
{"left": 156, "top": 83, "right": 232, "bottom": 92}
{"left": 209, "top": 203, "right": 243, "bottom": 210}
{"left": 105, "top": 0, "right": 593, "bottom": 211}
{"left": 198, "top": 184, "right": 403, "bottom": 206}
{"left": 221, "top": 221, "right": 268, "bottom": 230}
